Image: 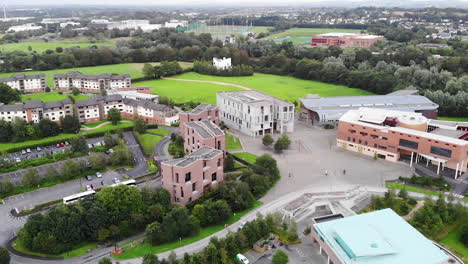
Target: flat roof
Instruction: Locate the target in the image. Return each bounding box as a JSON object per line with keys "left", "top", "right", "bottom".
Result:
{"left": 218, "top": 90, "right": 292, "bottom": 106}
{"left": 313, "top": 209, "right": 449, "bottom": 264}
{"left": 185, "top": 120, "right": 224, "bottom": 139}
{"left": 188, "top": 103, "right": 218, "bottom": 114}
{"left": 162, "top": 146, "right": 222, "bottom": 167}
{"left": 430, "top": 128, "right": 466, "bottom": 139}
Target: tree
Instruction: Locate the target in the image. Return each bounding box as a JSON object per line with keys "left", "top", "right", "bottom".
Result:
{"left": 61, "top": 160, "right": 80, "bottom": 180}
{"left": 71, "top": 136, "right": 88, "bottom": 153}
{"left": 134, "top": 116, "right": 147, "bottom": 134}
{"left": 398, "top": 188, "right": 409, "bottom": 200}
{"left": 61, "top": 115, "right": 81, "bottom": 134}
{"left": 262, "top": 134, "right": 274, "bottom": 147}
{"left": 72, "top": 87, "right": 80, "bottom": 96}
{"left": 274, "top": 134, "right": 291, "bottom": 152}
{"left": 98, "top": 258, "right": 112, "bottom": 264}
{"left": 272, "top": 250, "right": 289, "bottom": 264}
{"left": 107, "top": 108, "right": 121, "bottom": 125}
{"left": 0, "top": 83, "right": 21, "bottom": 104}
{"left": 143, "top": 254, "right": 160, "bottom": 264}
{"left": 460, "top": 224, "right": 468, "bottom": 247}
{"left": 104, "top": 132, "right": 117, "bottom": 148}
{"left": 143, "top": 63, "right": 155, "bottom": 79}
{"left": 254, "top": 154, "right": 280, "bottom": 178}
{"left": 225, "top": 155, "right": 235, "bottom": 171}
{"left": 89, "top": 153, "right": 106, "bottom": 170}
{"left": 0, "top": 179, "right": 13, "bottom": 195}
{"left": 22, "top": 168, "right": 40, "bottom": 187}
{"left": 0, "top": 247, "right": 10, "bottom": 264}
{"left": 146, "top": 221, "right": 164, "bottom": 245}
{"left": 11, "top": 118, "right": 27, "bottom": 142}
{"left": 44, "top": 165, "right": 60, "bottom": 181}
{"left": 38, "top": 118, "right": 60, "bottom": 137}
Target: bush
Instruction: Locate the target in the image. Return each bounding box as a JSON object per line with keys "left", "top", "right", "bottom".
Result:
{"left": 272, "top": 250, "right": 289, "bottom": 264}
{"left": 324, "top": 124, "right": 335, "bottom": 129}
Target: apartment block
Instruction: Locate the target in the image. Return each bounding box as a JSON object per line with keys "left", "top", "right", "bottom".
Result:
{"left": 54, "top": 71, "right": 131, "bottom": 92}
{"left": 0, "top": 73, "right": 46, "bottom": 93}
{"left": 0, "top": 98, "right": 73, "bottom": 123}
{"left": 161, "top": 146, "right": 224, "bottom": 205}
{"left": 217, "top": 90, "right": 294, "bottom": 137}
{"left": 182, "top": 120, "right": 226, "bottom": 155}
{"left": 337, "top": 108, "right": 468, "bottom": 178}
{"left": 179, "top": 104, "right": 220, "bottom": 127}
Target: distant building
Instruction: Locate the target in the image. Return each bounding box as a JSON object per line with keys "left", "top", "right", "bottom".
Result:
{"left": 213, "top": 57, "right": 232, "bottom": 70}
{"left": 161, "top": 146, "right": 224, "bottom": 205}
{"left": 60, "top": 22, "right": 80, "bottom": 28}
{"left": 164, "top": 20, "right": 188, "bottom": 28}
{"left": 42, "top": 18, "right": 76, "bottom": 24}
{"left": 299, "top": 94, "right": 439, "bottom": 126}
{"left": 179, "top": 103, "right": 220, "bottom": 127}
{"left": 54, "top": 71, "right": 131, "bottom": 93}
{"left": 106, "top": 20, "right": 161, "bottom": 32}
{"left": 108, "top": 90, "right": 159, "bottom": 102}
{"left": 0, "top": 98, "right": 73, "bottom": 123}
{"left": 417, "top": 43, "right": 450, "bottom": 49}
{"left": 0, "top": 73, "right": 46, "bottom": 93}
{"left": 7, "top": 23, "right": 43, "bottom": 33}
{"left": 217, "top": 90, "right": 295, "bottom": 136}
{"left": 311, "top": 33, "right": 384, "bottom": 48}
{"left": 182, "top": 120, "right": 226, "bottom": 155}
{"left": 311, "top": 208, "right": 456, "bottom": 264}
{"left": 337, "top": 107, "right": 467, "bottom": 177}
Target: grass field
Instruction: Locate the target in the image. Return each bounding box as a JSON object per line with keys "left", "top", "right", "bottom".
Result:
{"left": 232, "top": 152, "right": 258, "bottom": 165}
{"left": 13, "top": 239, "right": 97, "bottom": 259}
{"left": 0, "top": 42, "right": 114, "bottom": 53}
{"left": 115, "top": 200, "right": 263, "bottom": 259}
{"left": 262, "top": 27, "right": 364, "bottom": 40}
{"left": 147, "top": 72, "right": 373, "bottom": 103}
{"left": 135, "top": 133, "right": 163, "bottom": 156}
{"left": 439, "top": 222, "right": 468, "bottom": 261}
{"left": 0, "top": 62, "right": 193, "bottom": 88}
{"left": 186, "top": 25, "right": 272, "bottom": 36}
{"left": 21, "top": 93, "right": 90, "bottom": 102}
{"left": 386, "top": 182, "right": 442, "bottom": 196}
{"left": 82, "top": 120, "right": 109, "bottom": 128}
{"left": 438, "top": 117, "right": 468, "bottom": 122}
{"left": 227, "top": 134, "right": 242, "bottom": 151}
{"left": 147, "top": 128, "right": 171, "bottom": 136}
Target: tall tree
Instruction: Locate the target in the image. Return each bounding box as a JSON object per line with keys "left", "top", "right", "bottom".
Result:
{"left": 107, "top": 108, "right": 121, "bottom": 125}
{"left": 0, "top": 247, "right": 10, "bottom": 264}
{"left": 61, "top": 115, "right": 81, "bottom": 134}
{"left": 0, "top": 83, "right": 21, "bottom": 104}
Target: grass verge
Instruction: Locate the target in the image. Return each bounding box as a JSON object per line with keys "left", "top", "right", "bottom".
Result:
{"left": 135, "top": 133, "right": 164, "bottom": 156}
{"left": 232, "top": 152, "right": 259, "bottom": 165}
{"left": 21, "top": 93, "right": 90, "bottom": 102}
{"left": 147, "top": 128, "right": 171, "bottom": 136}
{"left": 438, "top": 116, "right": 468, "bottom": 122}
{"left": 226, "top": 134, "right": 242, "bottom": 151}
{"left": 386, "top": 182, "right": 468, "bottom": 204}
{"left": 114, "top": 200, "right": 263, "bottom": 260}
{"left": 12, "top": 239, "right": 97, "bottom": 259}
{"left": 439, "top": 222, "right": 468, "bottom": 262}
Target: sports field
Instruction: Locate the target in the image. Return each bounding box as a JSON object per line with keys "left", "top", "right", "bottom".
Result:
{"left": 21, "top": 93, "right": 90, "bottom": 102}
{"left": 186, "top": 25, "right": 272, "bottom": 36}
{"left": 0, "top": 42, "right": 115, "bottom": 53}
{"left": 262, "top": 27, "right": 364, "bottom": 40}
{"left": 0, "top": 62, "right": 193, "bottom": 88}
{"left": 136, "top": 72, "right": 372, "bottom": 104}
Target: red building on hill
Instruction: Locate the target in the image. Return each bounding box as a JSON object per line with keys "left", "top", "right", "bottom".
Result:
{"left": 311, "top": 33, "right": 384, "bottom": 48}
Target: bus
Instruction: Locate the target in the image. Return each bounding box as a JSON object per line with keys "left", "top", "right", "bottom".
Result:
{"left": 63, "top": 190, "right": 96, "bottom": 205}
{"left": 110, "top": 179, "right": 136, "bottom": 188}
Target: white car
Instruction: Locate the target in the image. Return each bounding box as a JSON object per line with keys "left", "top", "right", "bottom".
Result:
{"left": 86, "top": 185, "right": 92, "bottom": 191}
{"left": 112, "top": 178, "right": 120, "bottom": 184}
{"left": 87, "top": 143, "right": 93, "bottom": 149}
{"left": 96, "top": 172, "right": 102, "bottom": 178}
{"left": 15, "top": 157, "right": 21, "bottom": 163}
{"left": 236, "top": 254, "right": 249, "bottom": 264}
{"left": 26, "top": 148, "right": 31, "bottom": 153}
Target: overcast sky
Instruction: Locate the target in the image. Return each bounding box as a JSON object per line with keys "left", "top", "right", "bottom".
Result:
{"left": 7, "top": 0, "right": 468, "bottom": 6}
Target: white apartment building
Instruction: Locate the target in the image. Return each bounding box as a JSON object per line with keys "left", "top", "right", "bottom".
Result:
{"left": 0, "top": 98, "right": 73, "bottom": 123}
{"left": 217, "top": 90, "right": 295, "bottom": 137}
{"left": 0, "top": 73, "right": 46, "bottom": 93}
{"left": 7, "top": 23, "right": 43, "bottom": 32}
{"left": 108, "top": 90, "right": 159, "bottom": 102}
{"left": 54, "top": 71, "right": 131, "bottom": 92}
{"left": 60, "top": 22, "right": 80, "bottom": 28}
{"left": 213, "top": 57, "right": 232, "bottom": 70}
{"left": 164, "top": 20, "right": 188, "bottom": 28}
{"left": 107, "top": 20, "right": 162, "bottom": 32}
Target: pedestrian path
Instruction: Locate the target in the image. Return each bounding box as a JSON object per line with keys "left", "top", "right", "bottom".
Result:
{"left": 163, "top": 77, "right": 252, "bottom": 90}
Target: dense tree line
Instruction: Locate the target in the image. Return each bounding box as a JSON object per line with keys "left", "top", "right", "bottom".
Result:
{"left": 193, "top": 60, "right": 253, "bottom": 76}
{"left": 142, "top": 61, "right": 184, "bottom": 80}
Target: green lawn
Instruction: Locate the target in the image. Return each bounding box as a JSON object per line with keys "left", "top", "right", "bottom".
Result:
{"left": 262, "top": 27, "right": 364, "bottom": 40}
{"left": 0, "top": 62, "right": 193, "bottom": 88}
{"left": 386, "top": 182, "right": 442, "bottom": 197}
{"left": 439, "top": 223, "right": 468, "bottom": 261}
{"left": 82, "top": 120, "right": 109, "bottom": 128}
{"left": 0, "top": 41, "right": 114, "bottom": 53}
{"left": 13, "top": 236, "right": 97, "bottom": 259}
{"left": 438, "top": 116, "right": 468, "bottom": 122}
{"left": 21, "top": 93, "right": 90, "bottom": 102}
{"left": 227, "top": 134, "right": 242, "bottom": 151}
{"left": 135, "top": 72, "right": 372, "bottom": 104}
{"left": 115, "top": 200, "right": 263, "bottom": 260}
{"left": 147, "top": 128, "right": 171, "bottom": 136}
{"left": 232, "top": 152, "right": 258, "bottom": 165}
{"left": 187, "top": 25, "right": 272, "bottom": 36}
{"left": 135, "top": 133, "right": 164, "bottom": 156}
{"left": 82, "top": 122, "right": 134, "bottom": 135}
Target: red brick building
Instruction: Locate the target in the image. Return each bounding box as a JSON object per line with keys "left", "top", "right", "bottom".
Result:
{"left": 182, "top": 120, "right": 226, "bottom": 155}
{"left": 311, "top": 33, "right": 384, "bottom": 48}
{"left": 179, "top": 104, "right": 220, "bottom": 127}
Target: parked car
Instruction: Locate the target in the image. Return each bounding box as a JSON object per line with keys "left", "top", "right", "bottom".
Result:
{"left": 21, "top": 150, "right": 26, "bottom": 155}
{"left": 96, "top": 172, "right": 102, "bottom": 178}
{"left": 56, "top": 143, "right": 61, "bottom": 148}
{"left": 236, "top": 254, "right": 249, "bottom": 264}
{"left": 109, "top": 149, "right": 114, "bottom": 154}
{"left": 95, "top": 142, "right": 101, "bottom": 147}
{"left": 86, "top": 185, "right": 92, "bottom": 191}
{"left": 112, "top": 178, "right": 120, "bottom": 184}
{"left": 86, "top": 162, "right": 92, "bottom": 168}
{"left": 85, "top": 175, "right": 93, "bottom": 181}
{"left": 91, "top": 183, "right": 96, "bottom": 189}
{"left": 60, "top": 142, "right": 65, "bottom": 147}
{"left": 64, "top": 141, "right": 70, "bottom": 146}
{"left": 36, "top": 147, "right": 42, "bottom": 152}
{"left": 26, "top": 148, "right": 31, "bottom": 153}
{"left": 88, "top": 143, "right": 93, "bottom": 149}
{"left": 15, "top": 157, "right": 21, "bottom": 163}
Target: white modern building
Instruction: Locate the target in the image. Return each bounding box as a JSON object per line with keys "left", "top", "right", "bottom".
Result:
{"left": 7, "top": 23, "right": 43, "bottom": 32}
{"left": 107, "top": 20, "right": 162, "bottom": 32}
{"left": 108, "top": 90, "right": 159, "bottom": 102}
{"left": 164, "top": 20, "right": 188, "bottom": 28}
{"left": 60, "top": 22, "right": 80, "bottom": 28}
{"left": 0, "top": 73, "right": 46, "bottom": 93}
{"left": 217, "top": 90, "right": 295, "bottom": 136}
{"left": 213, "top": 57, "right": 232, "bottom": 70}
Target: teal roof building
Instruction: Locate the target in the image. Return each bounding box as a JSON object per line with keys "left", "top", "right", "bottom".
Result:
{"left": 311, "top": 208, "right": 450, "bottom": 264}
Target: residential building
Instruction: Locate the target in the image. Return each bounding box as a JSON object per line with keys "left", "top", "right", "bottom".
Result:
{"left": 311, "top": 33, "right": 384, "bottom": 48}
{"left": 161, "top": 146, "right": 224, "bottom": 205}
{"left": 7, "top": 23, "right": 43, "bottom": 32}
{"left": 108, "top": 90, "right": 159, "bottom": 102}
{"left": 179, "top": 103, "right": 219, "bottom": 127}
{"left": 337, "top": 108, "right": 468, "bottom": 178}
{"left": 217, "top": 90, "right": 294, "bottom": 136}
{"left": 121, "top": 97, "right": 177, "bottom": 125}
{"left": 0, "top": 98, "right": 73, "bottom": 123}
{"left": 213, "top": 57, "right": 232, "bottom": 70}
{"left": 54, "top": 71, "right": 131, "bottom": 92}
{"left": 60, "top": 22, "right": 80, "bottom": 28}
{"left": 164, "top": 20, "right": 188, "bottom": 28}
{"left": 106, "top": 20, "right": 162, "bottom": 32}
{"left": 182, "top": 120, "right": 226, "bottom": 155}
{"left": 75, "top": 98, "right": 101, "bottom": 123}
{"left": 0, "top": 73, "right": 46, "bottom": 93}
{"left": 311, "top": 208, "right": 454, "bottom": 264}
{"left": 300, "top": 94, "right": 439, "bottom": 126}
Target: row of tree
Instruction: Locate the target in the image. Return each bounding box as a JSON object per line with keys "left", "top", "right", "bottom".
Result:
{"left": 193, "top": 60, "right": 254, "bottom": 77}
{"left": 142, "top": 61, "right": 184, "bottom": 80}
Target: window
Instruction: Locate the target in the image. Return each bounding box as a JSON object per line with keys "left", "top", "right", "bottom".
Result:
{"left": 211, "top": 172, "right": 217, "bottom": 181}
{"left": 217, "top": 158, "right": 221, "bottom": 167}
{"left": 185, "top": 172, "right": 191, "bottom": 182}
{"left": 180, "top": 187, "right": 184, "bottom": 197}
{"left": 203, "top": 160, "right": 207, "bottom": 167}
{"left": 430, "top": 146, "right": 452, "bottom": 158}
{"left": 176, "top": 173, "right": 179, "bottom": 183}
{"left": 192, "top": 182, "right": 196, "bottom": 192}
{"left": 399, "top": 139, "right": 418, "bottom": 150}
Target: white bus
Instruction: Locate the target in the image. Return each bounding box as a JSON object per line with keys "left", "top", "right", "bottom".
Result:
{"left": 110, "top": 179, "right": 136, "bottom": 188}
{"left": 63, "top": 190, "right": 96, "bottom": 205}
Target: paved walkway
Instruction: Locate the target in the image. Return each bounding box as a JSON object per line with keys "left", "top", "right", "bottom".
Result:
{"left": 81, "top": 121, "right": 132, "bottom": 131}
{"left": 162, "top": 77, "right": 251, "bottom": 90}
{"left": 403, "top": 200, "right": 425, "bottom": 220}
